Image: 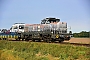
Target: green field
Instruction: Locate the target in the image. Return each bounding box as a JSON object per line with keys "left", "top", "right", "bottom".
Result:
{"left": 0, "top": 40, "right": 90, "bottom": 60}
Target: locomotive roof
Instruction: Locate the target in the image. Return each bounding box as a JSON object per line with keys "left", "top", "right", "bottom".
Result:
{"left": 41, "top": 18, "right": 60, "bottom": 21}
{"left": 14, "top": 23, "right": 25, "bottom": 24}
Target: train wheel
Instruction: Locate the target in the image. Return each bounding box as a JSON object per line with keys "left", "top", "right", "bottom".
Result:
{"left": 18, "top": 38, "right": 20, "bottom": 41}
{"left": 32, "top": 39, "right": 35, "bottom": 42}
{"left": 59, "top": 40, "right": 62, "bottom": 43}
{"left": 28, "top": 35, "right": 32, "bottom": 41}
{"left": 43, "top": 35, "right": 51, "bottom": 43}
{"left": 22, "top": 38, "right": 24, "bottom": 41}
{"left": 46, "top": 39, "right": 50, "bottom": 43}
{"left": 3, "top": 38, "right": 5, "bottom": 40}
{"left": 47, "top": 35, "right": 51, "bottom": 43}
{"left": 16, "top": 39, "right": 18, "bottom": 41}
{"left": 59, "top": 38, "right": 64, "bottom": 43}
{"left": 25, "top": 38, "right": 29, "bottom": 41}
{"left": 42, "top": 36, "right": 46, "bottom": 42}
{"left": 51, "top": 39, "right": 54, "bottom": 43}
{"left": 67, "top": 37, "right": 70, "bottom": 40}
{"left": 4, "top": 38, "right": 7, "bottom": 40}
{"left": 38, "top": 39, "right": 41, "bottom": 42}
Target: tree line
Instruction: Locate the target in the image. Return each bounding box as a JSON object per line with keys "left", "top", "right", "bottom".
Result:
{"left": 73, "top": 31, "right": 90, "bottom": 38}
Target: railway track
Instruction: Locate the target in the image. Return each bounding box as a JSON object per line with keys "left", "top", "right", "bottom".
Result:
{"left": 61, "top": 42, "right": 90, "bottom": 48}
{"left": 5, "top": 39, "right": 90, "bottom": 48}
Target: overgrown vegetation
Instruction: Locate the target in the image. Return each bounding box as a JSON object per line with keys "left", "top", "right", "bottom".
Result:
{"left": 73, "top": 31, "right": 90, "bottom": 38}
{"left": 0, "top": 40, "right": 90, "bottom": 60}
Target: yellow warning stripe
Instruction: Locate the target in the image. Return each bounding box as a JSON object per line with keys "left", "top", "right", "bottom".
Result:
{"left": 0, "top": 35, "right": 2, "bottom": 38}
{"left": 0, "top": 35, "right": 19, "bottom": 39}
{"left": 3, "top": 35, "right": 4, "bottom": 38}
{"left": 16, "top": 35, "right": 18, "bottom": 39}
{"left": 5, "top": 35, "right": 6, "bottom": 38}
{"left": 13, "top": 35, "right": 15, "bottom": 38}
{"left": 7, "top": 35, "right": 9, "bottom": 38}
{"left": 11, "top": 35, "right": 12, "bottom": 38}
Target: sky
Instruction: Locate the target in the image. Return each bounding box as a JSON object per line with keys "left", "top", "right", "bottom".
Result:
{"left": 0, "top": 0, "right": 90, "bottom": 33}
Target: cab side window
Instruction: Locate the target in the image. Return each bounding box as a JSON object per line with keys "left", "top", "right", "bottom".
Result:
{"left": 19, "top": 25, "right": 24, "bottom": 29}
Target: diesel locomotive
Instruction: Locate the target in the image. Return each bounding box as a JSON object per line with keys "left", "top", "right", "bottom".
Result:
{"left": 0, "top": 17, "right": 73, "bottom": 42}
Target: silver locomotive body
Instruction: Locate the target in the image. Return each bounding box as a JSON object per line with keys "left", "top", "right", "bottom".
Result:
{"left": 19, "top": 18, "right": 72, "bottom": 42}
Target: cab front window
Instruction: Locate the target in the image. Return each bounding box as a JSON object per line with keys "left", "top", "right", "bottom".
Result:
{"left": 13, "top": 26, "right": 18, "bottom": 29}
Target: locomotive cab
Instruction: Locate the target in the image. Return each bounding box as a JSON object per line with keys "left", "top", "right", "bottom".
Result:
{"left": 10, "top": 23, "right": 25, "bottom": 33}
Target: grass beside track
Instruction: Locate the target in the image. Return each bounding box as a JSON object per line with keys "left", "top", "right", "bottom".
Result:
{"left": 0, "top": 40, "right": 90, "bottom": 60}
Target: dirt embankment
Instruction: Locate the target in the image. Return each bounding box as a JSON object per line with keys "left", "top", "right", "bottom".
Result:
{"left": 64, "top": 38, "right": 90, "bottom": 44}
